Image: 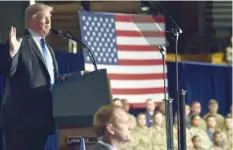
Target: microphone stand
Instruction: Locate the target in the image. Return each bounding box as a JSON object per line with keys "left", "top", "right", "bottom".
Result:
{"left": 61, "top": 31, "right": 98, "bottom": 71}
{"left": 159, "top": 46, "right": 174, "bottom": 150}
{"left": 150, "top": 1, "right": 185, "bottom": 150}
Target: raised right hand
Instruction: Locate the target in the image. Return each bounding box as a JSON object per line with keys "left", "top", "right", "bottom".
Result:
{"left": 9, "top": 26, "right": 22, "bottom": 55}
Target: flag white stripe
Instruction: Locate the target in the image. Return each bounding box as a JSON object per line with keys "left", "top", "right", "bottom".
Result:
{"left": 118, "top": 51, "right": 162, "bottom": 60}
{"left": 115, "top": 22, "right": 165, "bottom": 31}
{"left": 85, "top": 64, "right": 167, "bottom": 74}
{"left": 113, "top": 93, "right": 167, "bottom": 103}
{"left": 117, "top": 37, "right": 165, "bottom": 45}
{"left": 110, "top": 79, "right": 168, "bottom": 89}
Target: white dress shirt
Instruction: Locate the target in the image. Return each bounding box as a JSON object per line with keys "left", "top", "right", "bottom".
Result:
{"left": 28, "top": 29, "right": 55, "bottom": 85}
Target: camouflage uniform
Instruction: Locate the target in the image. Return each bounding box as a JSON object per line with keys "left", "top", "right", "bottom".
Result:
{"left": 173, "top": 125, "right": 193, "bottom": 149}
{"left": 149, "top": 125, "right": 167, "bottom": 150}
{"left": 131, "top": 126, "right": 152, "bottom": 150}
{"left": 221, "top": 129, "right": 232, "bottom": 150}
{"left": 189, "top": 148, "right": 208, "bottom": 150}
{"left": 189, "top": 126, "right": 212, "bottom": 149}
{"left": 209, "top": 145, "right": 224, "bottom": 150}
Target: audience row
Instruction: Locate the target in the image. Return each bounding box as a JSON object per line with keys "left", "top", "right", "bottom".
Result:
{"left": 112, "top": 98, "right": 232, "bottom": 150}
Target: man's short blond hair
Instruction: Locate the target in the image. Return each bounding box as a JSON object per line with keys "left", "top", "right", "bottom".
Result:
{"left": 25, "top": 3, "right": 53, "bottom": 27}
{"left": 93, "top": 105, "right": 124, "bottom": 137}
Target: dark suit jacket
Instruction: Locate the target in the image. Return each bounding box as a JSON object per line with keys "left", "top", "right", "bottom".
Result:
{"left": 91, "top": 142, "right": 112, "bottom": 150}
{"left": 0, "top": 30, "right": 62, "bottom": 134}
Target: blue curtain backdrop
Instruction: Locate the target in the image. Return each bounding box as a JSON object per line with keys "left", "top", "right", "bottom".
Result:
{"left": 0, "top": 44, "right": 232, "bottom": 150}
{"left": 167, "top": 61, "right": 232, "bottom": 116}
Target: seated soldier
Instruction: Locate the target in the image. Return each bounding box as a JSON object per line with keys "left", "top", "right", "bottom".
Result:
{"left": 189, "top": 115, "right": 212, "bottom": 149}
{"left": 121, "top": 99, "right": 137, "bottom": 129}
{"left": 185, "top": 104, "right": 192, "bottom": 128}
{"left": 189, "top": 101, "right": 206, "bottom": 130}
{"left": 203, "top": 99, "right": 225, "bottom": 130}
{"left": 190, "top": 135, "right": 206, "bottom": 150}
{"left": 144, "top": 99, "right": 156, "bottom": 127}
{"left": 206, "top": 115, "right": 221, "bottom": 142}
{"left": 221, "top": 116, "right": 232, "bottom": 150}
{"left": 158, "top": 102, "right": 166, "bottom": 128}
{"left": 173, "top": 113, "right": 193, "bottom": 149}
{"left": 132, "top": 113, "right": 152, "bottom": 150}
{"left": 149, "top": 111, "right": 167, "bottom": 150}
{"left": 210, "top": 131, "right": 224, "bottom": 150}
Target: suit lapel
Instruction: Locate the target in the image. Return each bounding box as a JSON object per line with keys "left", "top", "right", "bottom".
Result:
{"left": 24, "top": 29, "right": 58, "bottom": 81}
{"left": 26, "top": 34, "right": 47, "bottom": 69}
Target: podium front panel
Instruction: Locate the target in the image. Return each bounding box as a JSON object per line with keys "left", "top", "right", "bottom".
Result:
{"left": 52, "top": 69, "right": 112, "bottom": 128}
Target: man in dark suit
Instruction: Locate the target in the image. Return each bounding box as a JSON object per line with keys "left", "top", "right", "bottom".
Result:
{"left": 0, "top": 3, "right": 67, "bottom": 150}
{"left": 92, "top": 105, "right": 132, "bottom": 150}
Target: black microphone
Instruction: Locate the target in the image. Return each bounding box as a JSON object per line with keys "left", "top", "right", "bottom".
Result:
{"left": 50, "top": 28, "right": 98, "bottom": 71}
{"left": 50, "top": 28, "right": 64, "bottom": 36}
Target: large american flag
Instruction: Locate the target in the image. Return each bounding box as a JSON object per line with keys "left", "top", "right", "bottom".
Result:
{"left": 78, "top": 11, "right": 168, "bottom": 108}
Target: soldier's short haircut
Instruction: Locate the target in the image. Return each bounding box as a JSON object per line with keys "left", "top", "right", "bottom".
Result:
{"left": 121, "top": 98, "right": 128, "bottom": 102}
{"left": 191, "top": 135, "right": 200, "bottom": 142}
{"left": 213, "top": 131, "right": 221, "bottom": 137}
{"left": 191, "top": 101, "right": 201, "bottom": 106}
{"left": 113, "top": 98, "right": 121, "bottom": 101}
{"left": 137, "top": 112, "right": 146, "bottom": 117}
{"left": 208, "top": 99, "right": 218, "bottom": 105}
{"left": 206, "top": 115, "right": 216, "bottom": 121}
{"left": 191, "top": 114, "right": 200, "bottom": 121}
{"left": 153, "top": 111, "right": 162, "bottom": 118}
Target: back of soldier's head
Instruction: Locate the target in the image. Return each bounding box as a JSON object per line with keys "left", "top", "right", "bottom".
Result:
{"left": 93, "top": 105, "right": 127, "bottom": 137}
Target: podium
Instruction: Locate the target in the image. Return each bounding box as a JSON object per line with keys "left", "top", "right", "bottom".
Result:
{"left": 52, "top": 69, "right": 112, "bottom": 128}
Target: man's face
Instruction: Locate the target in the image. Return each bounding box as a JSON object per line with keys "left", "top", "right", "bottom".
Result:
{"left": 154, "top": 112, "right": 164, "bottom": 126}
{"left": 30, "top": 10, "right": 51, "bottom": 37}
{"left": 192, "top": 116, "right": 200, "bottom": 127}
{"left": 110, "top": 108, "right": 132, "bottom": 142}
{"left": 185, "top": 105, "right": 191, "bottom": 116}
{"left": 207, "top": 117, "right": 216, "bottom": 128}
{"left": 146, "top": 100, "right": 155, "bottom": 112}
{"left": 193, "top": 137, "right": 201, "bottom": 148}
{"left": 225, "top": 118, "right": 233, "bottom": 129}
{"left": 191, "top": 103, "right": 201, "bottom": 115}
{"left": 122, "top": 100, "right": 130, "bottom": 112}
{"left": 213, "top": 134, "right": 222, "bottom": 145}
{"left": 137, "top": 114, "right": 146, "bottom": 127}
{"left": 209, "top": 103, "right": 218, "bottom": 113}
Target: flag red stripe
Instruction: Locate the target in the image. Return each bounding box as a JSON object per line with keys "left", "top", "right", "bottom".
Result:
{"left": 116, "top": 30, "right": 165, "bottom": 37}
{"left": 118, "top": 59, "right": 163, "bottom": 65}
{"left": 118, "top": 45, "right": 159, "bottom": 51}
{"left": 115, "top": 15, "right": 165, "bottom": 23}
{"left": 108, "top": 73, "right": 167, "bottom": 80}
{"left": 130, "top": 101, "right": 163, "bottom": 108}
{"left": 112, "top": 87, "right": 167, "bottom": 94}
